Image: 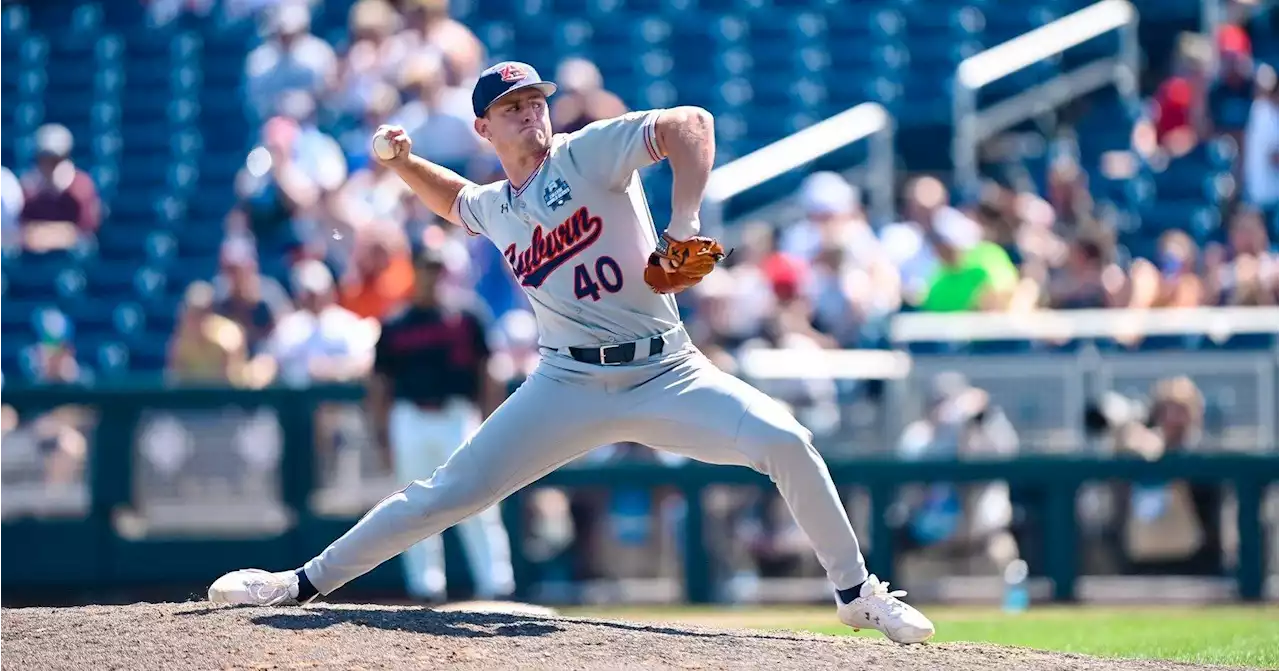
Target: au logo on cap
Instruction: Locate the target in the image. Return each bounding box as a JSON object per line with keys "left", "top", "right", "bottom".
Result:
{"left": 499, "top": 63, "right": 528, "bottom": 82}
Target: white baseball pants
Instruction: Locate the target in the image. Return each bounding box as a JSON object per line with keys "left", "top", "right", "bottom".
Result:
{"left": 305, "top": 343, "right": 869, "bottom": 597}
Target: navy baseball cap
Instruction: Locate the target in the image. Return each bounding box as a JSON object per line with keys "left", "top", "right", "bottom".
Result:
{"left": 471, "top": 61, "right": 558, "bottom": 118}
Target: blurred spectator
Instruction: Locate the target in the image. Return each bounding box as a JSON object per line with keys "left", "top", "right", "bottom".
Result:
{"left": 880, "top": 176, "right": 983, "bottom": 306}
{"left": 778, "top": 172, "right": 880, "bottom": 266}
{"left": 919, "top": 236, "right": 1026, "bottom": 313}
{"left": 396, "top": 0, "right": 485, "bottom": 88}
{"left": 1, "top": 403, "right": 90, "bottom": 492}
{"left": 1207, "top": 26, "right": 1256, "bottom": 142}
{"left": 1044, "top": 154, "right": 1096, "bottom": 230}
{"left": 1203, "top": 207, "right": 1279, "bottom": 306}
{"left": 1241, "top": 64, "right": 1278, "bottom": 229}
{"left": 330, "top": 152, "right": 411, "bottom": 243}
{"left": 1112, "top": 377, "right": 1225, "bottom": 576}
{"left": 886, "top": 177, "right": 1026, "bottom": 313}
{"left": 338, "top": 80, "right": 403, "bottom": 171}
{"left": 262, "top": 259, "right": 378, "bottom": 388}
{"left": 277, "top": 91, "right": 350, "bottom": 191}
{"left": 245, "top": 0, "right": 338, "bottom": 121}
{"left": 1128, "top": 229, "right": 1208, "bottom": 308}
{"left": 804, "top": 241, "right": 901, "bottom": 348}
{"left": 211, "top": 238, "right": 294, "bottom": 354}
{"left": 685, "top": 220, "right": 780, "bottom": 349}
{"left": 236, "top": 101, "right": 347, "bottom": 252}
{"left": 166, "top": 281, "right": 252, "bottom": 386}
{"left": 18, "top": 124, "right": 101, "bottom": 253}
{"left": 1142, "top": 33, "right": 1213, "bottom": 157}
{"left": 967, "top": 180, "right": 1062, "bottom": 269}
{"left": 332, "top": 0, "right": 407, "bottom": 117}
{"left": 26, "top": 309, "right": 81, "bottom": 384}
{"left": 1, "top": 165, "right": 23, "bottom": 249}
{"left": 391, "top": 51, "right": 483, "bottom": 170}
{"left": 338, "top": 225, "right": 416, "bottom": 320}
{"left": 550, "top": 58, "right": 629, "bottom": 134}
{"left": 1044, "top": 231, "right": 1127, "bottom": 310}
{"left": 890, "top": 372, "right": 1020, "bottom": 578}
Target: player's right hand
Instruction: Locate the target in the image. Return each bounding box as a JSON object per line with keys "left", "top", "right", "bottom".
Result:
{"left": 372, "top": 124, "right": 412, "bottom": 165}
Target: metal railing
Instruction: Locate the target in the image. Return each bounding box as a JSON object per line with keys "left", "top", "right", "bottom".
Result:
{"left": 951, "top": 0, "right": 1141, "bottom": 195}
{"left": 701, "top": 102, "right": 895, "bottom": 233}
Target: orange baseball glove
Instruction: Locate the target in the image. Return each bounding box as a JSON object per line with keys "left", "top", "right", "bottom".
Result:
{"left": 643, "top": 233, "right": 727, "bottom": 294}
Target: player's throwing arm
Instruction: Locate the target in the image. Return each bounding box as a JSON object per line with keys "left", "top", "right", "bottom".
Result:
{"left": 369, "top": 125, "right": 473, "bottom": 229}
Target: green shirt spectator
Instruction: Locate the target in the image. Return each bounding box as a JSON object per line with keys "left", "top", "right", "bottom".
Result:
{"left": 920, "top": 241, "right": 1020, "bottom": 312}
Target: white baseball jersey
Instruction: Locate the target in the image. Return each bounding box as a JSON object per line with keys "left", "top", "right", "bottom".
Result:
{"left": 455, "top": 109, "right": 681, "bottom": 349}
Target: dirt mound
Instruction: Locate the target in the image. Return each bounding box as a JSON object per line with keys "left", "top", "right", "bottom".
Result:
{"left": 0, "top": 602, "right": 1242, "bottom": 671}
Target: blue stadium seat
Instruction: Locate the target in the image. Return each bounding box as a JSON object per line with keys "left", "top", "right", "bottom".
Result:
{"left": 176, "top": 226, "right": 224, "bottom": 260}
{"left": 62, "top": 299, "right": 117, "bottom": 336}
{"left": 1, "top": 300, "right": 47, "bottom": 332}
{"left": 92, "top": 340, "right": 132, "bottom": 379}
{"left": 128, "top": 336, "right": 169, "bottom": 371}
{"left": 83, "top": 260, "right": 147, "bottom": 296}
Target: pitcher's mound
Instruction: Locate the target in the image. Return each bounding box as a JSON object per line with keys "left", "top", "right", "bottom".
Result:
{"left": 0, "top": 602, "right": 1236, "bottom": 670}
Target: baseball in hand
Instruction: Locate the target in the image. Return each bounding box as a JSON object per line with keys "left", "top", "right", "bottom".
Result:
{"left": 372, "top": 125, "right": 408, "bottom": 161}
{"left": 372, "top": 133, "right": 397, "bottom": 161}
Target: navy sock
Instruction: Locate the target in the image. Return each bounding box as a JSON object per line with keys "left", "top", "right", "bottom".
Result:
{"left": 295, "top": 568, "right": 318, "bottom": 601}
{"left": 836, "top": 581, "right": 865, "bottom": 605}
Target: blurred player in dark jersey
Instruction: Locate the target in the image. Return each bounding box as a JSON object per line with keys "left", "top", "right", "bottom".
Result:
{"left": 366, "top": 244, "right": 513, "bottom": 601}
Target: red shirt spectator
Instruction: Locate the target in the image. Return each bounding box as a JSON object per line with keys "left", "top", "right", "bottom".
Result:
{"left": 1152, "top": 76, "right": 1197, "bottom": 140}
{"left": 1148, "top": 37, "right": 1212, "bottom": 152}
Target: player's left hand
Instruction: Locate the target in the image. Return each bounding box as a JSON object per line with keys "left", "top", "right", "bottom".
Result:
{"left": 643, "top": 233, "right": 727, "bottom": 294}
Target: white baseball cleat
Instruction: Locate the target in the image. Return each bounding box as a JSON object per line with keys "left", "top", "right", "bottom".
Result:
{"left": 208, "top": 569, "right": 302, "bottom": 606}
{"left": 836, "top": 574, "right": 936, "bottom": 644}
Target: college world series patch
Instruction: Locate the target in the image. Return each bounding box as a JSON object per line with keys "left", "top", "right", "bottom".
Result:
{"left": 544, "top": 178, "right": 572, "bottom": 211}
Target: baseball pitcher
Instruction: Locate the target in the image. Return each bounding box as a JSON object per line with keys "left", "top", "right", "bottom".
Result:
{"left": 209, "top": 61, "right": 935, "bottom": 644}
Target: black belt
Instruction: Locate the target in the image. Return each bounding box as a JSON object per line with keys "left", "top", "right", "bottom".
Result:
{"left": 569, "top": 336, "right": 665, "bottom": 366}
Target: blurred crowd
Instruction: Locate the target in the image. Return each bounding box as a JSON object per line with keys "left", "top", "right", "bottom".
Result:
{"left": 162, "top": 3, "right": 1278, "bottom": 400}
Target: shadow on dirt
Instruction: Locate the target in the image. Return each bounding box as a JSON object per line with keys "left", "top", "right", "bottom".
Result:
{"left": 253, "top": 609, "right": 562, "bottom": 638}
{"left": 179, "top": 605, "right": 803, "bottom": 643}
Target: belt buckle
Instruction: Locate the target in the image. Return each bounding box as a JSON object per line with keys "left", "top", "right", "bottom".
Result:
{"left": 600, "top": 344, "right": 621, "bottom": 366}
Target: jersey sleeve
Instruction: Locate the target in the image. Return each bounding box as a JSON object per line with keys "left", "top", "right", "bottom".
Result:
{"left": 454, "top": 182, "right": 493, "bottom": 238}
{"left": 563, "top": 109, "right": 666, "bottom": 191}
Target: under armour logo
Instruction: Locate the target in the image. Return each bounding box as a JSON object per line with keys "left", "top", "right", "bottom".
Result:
{"left": 501, "top": 203, "right": 510, "bottom": 213}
